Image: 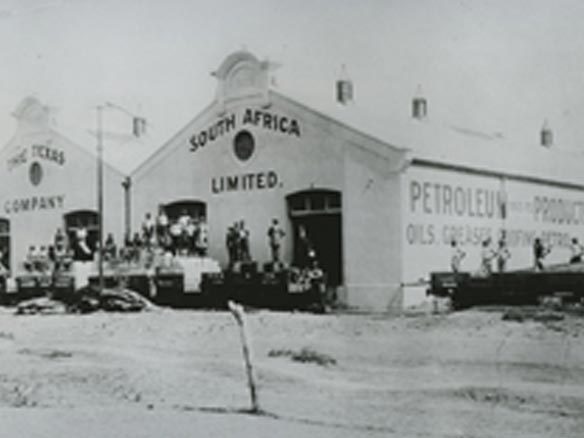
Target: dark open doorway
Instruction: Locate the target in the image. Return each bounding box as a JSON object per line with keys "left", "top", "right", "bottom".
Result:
{"left": 0, "top": 218, "right": 10, "bottom": 273}
{"left": 64, "top": 210, "right": 98, "bottom": 260}
{"left": 287, "top": 190, "right": 342, "bottom": 286}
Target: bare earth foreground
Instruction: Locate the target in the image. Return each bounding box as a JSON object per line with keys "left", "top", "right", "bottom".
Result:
{"left": 1, "top": 306, "right": 583, "bottom": 438}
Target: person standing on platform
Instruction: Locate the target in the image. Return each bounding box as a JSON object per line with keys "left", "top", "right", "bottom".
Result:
{"left": 75, "top": 226, "right": 92, "bottom": 261}
{"left": 297, "top": 225, "right": 316, "bottom": 268}
{"left": 533, "top": 238, "right": 551, "bottom": 271}
{"left": 169, "top": 220, "right": 182, "bottom": 255}
{"left": 104, "top": 233, "right": 117, "bottom": 262}
{"left": 226, "top": 224, "right": 237, "bottom": 266}
{"left": 238, "top": 220, "right": 251, "bottom": 262}
{"left": 569, "top": 237, "right": 584, "bottom": 264}
{"left": 178, "top": 209, "right": 190, "bottom": 231}
{"left": 132, "top": 232, "right": 143, "bottom": 264}
{"left": 196, "top": 216, "right": 209, "bottom": 257}
{"left": 0, "top": 246, "right": 7, "bottom": 276}
{"left": 267, "top": 218, "right": 285, "bottom": 264}
{"left": 185, "top": 217, "right": 197, "bottom": 255}
{"left": 141, "top": 213, "right": 155, "bottom": 247}
{"left": 54, "top": 228, "right": 67, "bottom": 252}
{"left": 450, "top": 239, "right": 466, "bottom": 273}
{"left": 496, "top": 237, "right": 511, "bottom": 272}
{"left": 479, "top": 237, "right": 496, "bottom": 276}
{"left": 156, "top": 206, "right": 169, "bottom": 245}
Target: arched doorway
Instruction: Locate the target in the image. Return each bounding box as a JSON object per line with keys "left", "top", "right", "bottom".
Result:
{"left": 0, "top": 218, "right": 10, "bottom": 272}
{"left": 64, "top": 210, "right": 98, "bottom": 260}
{"left": 286, "top": 190, "right": 342, "bottom": 286}
{"left": 163, "top": 200, "right": 207, "bottom": 222}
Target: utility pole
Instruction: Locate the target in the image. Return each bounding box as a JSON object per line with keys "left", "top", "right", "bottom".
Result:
{"left": 97, "top": 105, "right": 104, "bottom": 294}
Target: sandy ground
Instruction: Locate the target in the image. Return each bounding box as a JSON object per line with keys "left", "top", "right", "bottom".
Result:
{"left": 0, "top": 305, "right": 583, "bottom": 437}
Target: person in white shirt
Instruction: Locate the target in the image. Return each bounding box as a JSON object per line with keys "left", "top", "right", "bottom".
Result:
{"left": 185, "top": 218, "right": 197, "bottom": 255}
{"left": 479, "top": 237, "right": 496, "bottom": 276}
{"left": 156, "top": 206, "right": 169, "bottom": 244}
{"left": 169, "top": 221, "right": 182, "bottom": 255}
{"left": 267, "top": 218, "right": 285, "bottom": 264}
{"left": 178, "top": 209, "right": 191, "bottom": 231}
{"left": 450, "top": 239, "right": 466, "bottom": 273}
{"left": 496, "top": 237, "right": 511, "bottom": 272}
{"left": 569, "top": 237, "right": 584, "bottom": 264}
{"left": 196, "top": 216, "right": 209, "bottom": 257}
{"left": 76, "top": 226, "right": 92, "bottom": 261}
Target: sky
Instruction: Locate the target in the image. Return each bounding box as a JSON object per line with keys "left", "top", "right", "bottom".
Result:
{"left": 2, "top": 0, "right": 584, "bottom": 166}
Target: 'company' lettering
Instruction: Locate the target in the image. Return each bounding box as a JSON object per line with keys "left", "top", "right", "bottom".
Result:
{"left": 4, "top": 195, "right": 66, "bottom": 214}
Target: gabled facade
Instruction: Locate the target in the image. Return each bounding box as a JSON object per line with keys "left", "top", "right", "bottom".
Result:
{"left": 131, "top": 51, "right": 408, "bottom": 311}
{"left": 0, "top": 97, "right": 127, "bottom": 273}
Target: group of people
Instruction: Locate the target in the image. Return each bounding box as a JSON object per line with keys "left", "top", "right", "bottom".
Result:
{"left": 450, "top": 234, "right": 584, "bottom": 275}
{"left": 109, "top": 208, "right": 210, "bottom": 266}
{"left": 224, "top": 218, "right": 317, "bottom": 269}
{"left": 225, "top": 220, "right": 252, "bottom": 266}
{"left": 449, "top": 237, "right": 511, "bottom": 276}
{"left": 140, "top": 208, "right": 209, "bottom": 257}
{"left": 23, "top": 228, "right": 74, "bottom": 274}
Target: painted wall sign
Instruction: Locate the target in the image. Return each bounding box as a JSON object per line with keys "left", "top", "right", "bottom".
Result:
{"left": 409, "top": 180, "right": 505, "bottom": 219}
{"left": 4, "top": 195, "right": 65, "bottom": 214}
{"left": 211, "top": 170, "right": 279, "bottom": 194}
{"left": 403, "top": 166, "right": 584, "bottom": 282}
{"left": 189, "top": 108, "right": 301, "bottom": 152}
{"left": 6, "top": 144, "right": 66, "bottom": 171}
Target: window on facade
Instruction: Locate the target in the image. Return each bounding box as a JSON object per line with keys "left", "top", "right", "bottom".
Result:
{"left": 287, "top": 190, "right": 342, "bottom": 216}
{"left": 163, "top": 200, "right": 207, "bottom": 222}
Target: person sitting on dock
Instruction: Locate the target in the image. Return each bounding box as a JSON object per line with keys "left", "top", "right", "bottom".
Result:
{"left": 37, "top": 246, "right": 49, "bottom": 272}
{"left": 533, "top": 238, "right": 551, "bottom": 271}
{"left": 450, "top": 239, "right": 466, "bottom": 273}
{"left": 24, "top": 245, "right": 39, "bottom": 272}
{"left": 569, "top": 237, "right": 584, "bottom": 264}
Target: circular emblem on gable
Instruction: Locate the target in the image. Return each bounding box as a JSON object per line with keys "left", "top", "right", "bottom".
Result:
{"left": 233, "top": 130, "right": 255, "bottom": 161}
{"left": 29, "top": 161, "right": 43, "bottom": 186}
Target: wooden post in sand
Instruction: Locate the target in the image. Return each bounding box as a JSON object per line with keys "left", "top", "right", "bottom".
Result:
{"left": 228, "top": 300, "right": 260, "bottom": 413}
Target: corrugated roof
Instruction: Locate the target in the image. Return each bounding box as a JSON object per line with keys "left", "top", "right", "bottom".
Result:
{"left": 274, "top": 85, "right": 584, "bottom": 187}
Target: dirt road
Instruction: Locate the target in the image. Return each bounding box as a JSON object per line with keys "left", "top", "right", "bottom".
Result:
{"left": 0, "top": 307, "right": 583, "bottom": 437}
